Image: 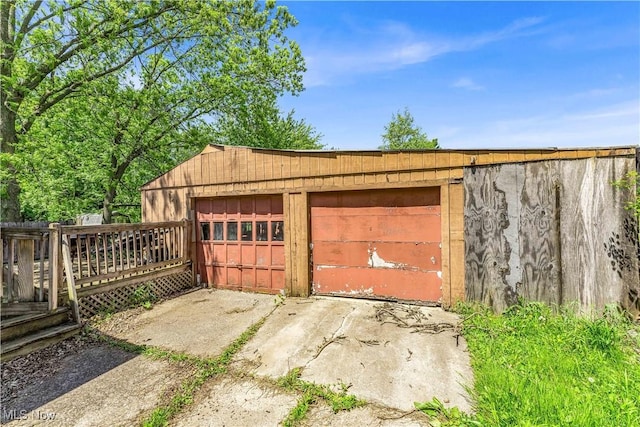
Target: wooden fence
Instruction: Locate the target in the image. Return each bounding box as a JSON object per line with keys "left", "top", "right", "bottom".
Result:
{"left": 1, "top": 220, "right": 191, "bottom": 320}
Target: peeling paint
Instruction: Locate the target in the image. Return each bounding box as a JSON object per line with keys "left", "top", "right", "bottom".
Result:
{"left": 316, "top": 265, "right": 340, "bottom": 270}
{"left": 430, "top": 256, "right": 437, "bottom": 265}
{"left": 437, "top": 271, "right": 442, "bottom": 279}
{"left": 332, "top": 287, "right": 375, "bottom": 296}
{"left": 368, "top": 248, "right": 406, "bottom": 269}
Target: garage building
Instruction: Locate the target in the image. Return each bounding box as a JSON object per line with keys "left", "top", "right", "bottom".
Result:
{"left": 141, "top": 145, "right": 639, "bottom": 312}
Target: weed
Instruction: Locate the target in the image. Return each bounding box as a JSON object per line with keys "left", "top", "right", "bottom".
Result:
{"left": 277, "top": 368, "right": 365, "bottom": 426}
{"left": 130, "top": 284, "right": 157, "bottom": 309}
{"left": 274, "top": 291, "right": 286, "bottom": 306}
{"left": 414, "top": 397, "right": 481, "bottom": 427}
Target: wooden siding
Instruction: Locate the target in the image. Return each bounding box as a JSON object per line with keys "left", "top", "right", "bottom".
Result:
{"left": 142, "top": 145, "right": 635, "bottom": 192}
{"left": 464, "top": 157, "right": 639, "bottom": 313}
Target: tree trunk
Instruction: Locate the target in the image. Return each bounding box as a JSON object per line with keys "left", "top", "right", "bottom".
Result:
{"left": 0, "top": 108, "right": 22, "bottom": 222}
{"left": 1, "top": 0, "right": 21, "bottom": 222}
{"left": 103, "top": 186, "right": 116, "bottom": 224}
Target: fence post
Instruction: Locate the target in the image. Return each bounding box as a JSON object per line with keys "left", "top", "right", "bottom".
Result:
{"left": 62, "top": 233, "right": 81, "bottom": 323}
{"left": 48, "top": 223, "right": 61, "bottom": 311}
{"left": 16, "top": 239, "right": 35, "bottom": 302}
{"left": 181, "top": 218, "right": 189, "bottom": 262}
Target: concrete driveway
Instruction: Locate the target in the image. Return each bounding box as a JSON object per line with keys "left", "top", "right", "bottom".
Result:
{"left": 3, "top": 288, "right": 473, "bottom": 426}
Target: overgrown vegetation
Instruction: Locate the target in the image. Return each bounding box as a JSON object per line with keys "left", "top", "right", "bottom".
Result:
{"left": 277, "top": 367, "right": 366, "bottom": 427}
{"left": 614, "top": 171, "right": 640, "bottom": 219}
{"left": 457, "top": 302, "right": 640, "bottom": 427}
{"left": 129, "top": 284, "right": 157, "bottom": 310}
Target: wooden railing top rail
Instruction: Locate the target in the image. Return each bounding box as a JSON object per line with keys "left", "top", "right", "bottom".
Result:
{"left": 59, "top": 220, "right": 187, "bottom": 235}
{"left": 1, "top": 227, "right": 50, "bottom": 238}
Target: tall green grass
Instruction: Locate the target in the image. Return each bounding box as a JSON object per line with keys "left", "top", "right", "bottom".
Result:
{"left": 459, "top": 302, "right": 640, "bottom": 426}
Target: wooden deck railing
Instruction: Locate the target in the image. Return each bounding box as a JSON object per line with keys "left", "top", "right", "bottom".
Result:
{"left": 1, "top": 227, "right": 55, "bottom": 314}
{"left": 2, "top": 220, "right": 190, "bottom": 320}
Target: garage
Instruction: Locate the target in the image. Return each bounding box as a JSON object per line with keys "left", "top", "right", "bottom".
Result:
{"left": 310, "top": 188, "right": 442, "bottom": 303}
{"left": 196, "top": 195, "right": 285, "bottom": 293}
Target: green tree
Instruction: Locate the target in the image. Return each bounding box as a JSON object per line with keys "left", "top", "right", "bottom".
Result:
{"left": 379, "top": 108, "right": 439, "bottom": 150}
{"left": 1, "top": 0, "right": 304, "bottom": 221}
{"left": 213, "top": 101, "right": 323, "bottom": 150}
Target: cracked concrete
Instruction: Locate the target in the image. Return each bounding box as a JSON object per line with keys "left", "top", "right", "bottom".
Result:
{"left": 95, "top": 288, "right": 277, "bottom": 357}
{"left": 4, "top": 289, "right": 474, "bottom": 426}
{"left": 233, "top": 296, "right": 474, "bottom": 412}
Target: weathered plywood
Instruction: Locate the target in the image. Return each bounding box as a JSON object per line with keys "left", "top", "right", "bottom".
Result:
{"left": 519, "top": 162, "right": 561, "bottom": 305}
{"left": 464, "top": 157, "right": 638, "bottom": 313}
{"left": 464, "top": 166, "right": 517, "bottom": 312}
{"left": 560, "top": 158, "right": 639, "bottom": 312}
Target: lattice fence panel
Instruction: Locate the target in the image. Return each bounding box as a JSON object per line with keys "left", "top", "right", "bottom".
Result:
{"left": 79, "top": 269, "right": 193, "bottom": 319}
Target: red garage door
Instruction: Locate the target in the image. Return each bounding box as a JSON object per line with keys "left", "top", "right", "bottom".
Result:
{"left": 310, "top": 188, "right": 442, "bottom": 303}
{"left": 196, "top": 196, "right": 285, "bottom": 294}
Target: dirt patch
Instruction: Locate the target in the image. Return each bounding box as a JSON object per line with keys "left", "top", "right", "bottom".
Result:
{"left": 1, "top": 334, "right": 98, "bottom": 407}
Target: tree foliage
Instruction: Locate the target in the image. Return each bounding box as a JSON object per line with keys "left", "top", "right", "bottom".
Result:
{"left": 1, "top": 0, "right": 310, "bottom": 222}
{"left": 379, "top": 108, "right": 439, "bottom": 150}
{"left": 213, "top": 102, "right": 323, "bottom": 150}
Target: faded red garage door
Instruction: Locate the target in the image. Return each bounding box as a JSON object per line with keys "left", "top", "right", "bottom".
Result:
{"left": 310, "top": 188, "right": 442, "bottom": 302}
{"left": 196, "top": 196, "right": 285, "bottom": 294}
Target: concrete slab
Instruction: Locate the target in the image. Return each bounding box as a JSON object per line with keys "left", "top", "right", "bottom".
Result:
{"left": 235, "top": 297, "right": 474, "bottom": 412}
{"left": 172, "top": 378, "right": 297, "bottom": 427}
{"left": 98, "top": 288, "right": 277, "bottom": 358}
{"left": 6, "top": 352, "right": 191, "bottom": 427}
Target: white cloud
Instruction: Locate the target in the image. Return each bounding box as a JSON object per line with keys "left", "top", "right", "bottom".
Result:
{"left": 444, "top": 100, "right": 639, "bottom": 149}
{"left": 452, "top": 77, "right": 485, "bottom": 91}
{"left": 302, "top": 16, "right": 545, "bottom": 87}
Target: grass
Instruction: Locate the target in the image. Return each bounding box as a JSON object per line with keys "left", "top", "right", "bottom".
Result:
{"left": 454, "top": 301, "right": 640, "bottom": 427}
{"left": 277, "top": 367, "right": 366, "bottom": 426}
{"left": 140, "top": 318, "right": 266, "bottom": 427}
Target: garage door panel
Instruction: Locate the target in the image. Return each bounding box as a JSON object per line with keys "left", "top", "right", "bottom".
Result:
{"left": 272, "top": 270, "right": 285, "bottom": 290}
{"left": 312, "top": 214, "right": 440, "bottom": 242}
{"left": 310, "top": 188, "right": 442, "bottom": 303}
{"left": 256, "top": 269, "right": 271, "bottom": 288}
{"left": 242, "top": 269, "right": 254, "bottom": 287}
{"left": 311, "top": 205, "right": 440, "bottom": 217}
{"left": 213, "top": 245, "right": 226, "bottom": 263}
{"left": 226, "top": 246, "right": 240, "bottom": 264}
{"left": 368, "top": 242, "right": 441, "bottom": 270}
{"left": 312, "top": 242, "right": 441, "bottom": 269}
{"left": 196, "top": 195, "right": 285, "bottom": 293}
{"left": 271, "top": 246, "right": 285, "bottom": 266}
{"left": 311, "top": 189, "right": 439, "bottom": 208}
{"left": 256, "top": 246, "right": 271, "bottom": 266}
{"left": 312, "top": 241, "right": 371, "bottom": 267}
{"left": 312, "top": 268, "right": 441, "bottom": 301}
{"left": 212, "top": 266, "right": 224, "bottom": 285}
{"left": 226, "top": 267, "right": 241, "bottom": 287}
{"left": 241, "top": 245, "right": 255, "bottom": 264}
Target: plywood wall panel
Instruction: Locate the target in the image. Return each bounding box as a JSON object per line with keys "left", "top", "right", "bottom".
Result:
{"left": 464, "top": 157, "right": 638, "bottom": 313}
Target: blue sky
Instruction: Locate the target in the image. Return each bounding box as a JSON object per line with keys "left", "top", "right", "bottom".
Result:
{"left": 277, "top": 1, "right": 640, "bottom": 150}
